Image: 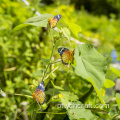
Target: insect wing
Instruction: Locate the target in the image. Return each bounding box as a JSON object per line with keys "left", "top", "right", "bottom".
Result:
{"left": 35, "top": 81, "right": 46, "bottom": 105}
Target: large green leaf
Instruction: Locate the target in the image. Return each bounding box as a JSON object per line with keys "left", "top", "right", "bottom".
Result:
{"left": 11, "top": 14, "right": 53, "bottom": 32}
{"left": 74, "top": 44, "right": 107, "bottom": 90}
{"left": 74, "top": 44, "right": 107, "bottom": 104}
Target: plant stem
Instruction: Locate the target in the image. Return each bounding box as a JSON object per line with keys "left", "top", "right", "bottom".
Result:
{"left": 42, "top": 29, "right": 55, "bottom": 82}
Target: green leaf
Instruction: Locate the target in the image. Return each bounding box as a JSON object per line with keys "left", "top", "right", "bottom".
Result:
{"left": 27, "top": 102, "right": 39, "bottom": 112}
{"left": 116, "top": 93, "right": 120, "bottom": 107}
{"left": 104, "top": 78, "right": 115, "bottom": 88}
{"left": 21, "top": 89, "right": 32, "bottom": 96}
{"left": 51, "top": 81, "right": 64, "bottom": 90}
{"left": 67, "top": 101, "right": 96, "bottom": 120}
{"left": 74, "top": 44, "right": 107, "bottom": 104}
{"left": 68, "top": 93, "right": 79, "bottom": 101}
{"left": 32, "top": 70, "right": 43, "bottom": 78}
{"left": 59, "top": 91, "right": 79, "bottom": 107}
{"left": 24, "top": 14, "right": 53, "bottom": 24}
{"left": 67, "top": 22, "right": 82, "bottom": 38}
{"left": 11, "top": 14, "right": 53, "bottom": 32}
{"left": 61, "top": 27, "right": 71, "bottom": 40}
{"left": 45, "top": 88, "right": 60, "bottom": 95}
{"left": 32, "top": 80, "right": 39, "bottom": 87}
{"left": 110, "top": 66, "right": 120, "bottom": 77}
{"left": 41, "top": 58, "right": 50, "bottom": 65}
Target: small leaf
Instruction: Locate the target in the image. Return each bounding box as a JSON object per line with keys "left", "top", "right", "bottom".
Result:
{"left": 110, "top": 66, "right": 120, "bottom": 77}
{"left": 116, "top": 93, "right": 120, "bottom": 107}
{"left": 67, "top": 22, "right": 82, "bottom": 38}
{"left": 32, "top": 70, "right": 43, "bottom": 78}
{"left": 61, "top": 27, "right": 71, "bottom": 40}
{"left": 41, "top": 58, "right": 50, "bottom": 65}
{"left": 45, "top": 88, "right": 60, "bottom": 95}
{"left": 32, "top": 80, "right": 39, "bottom": 87}
{"left": 21, "top": 89, "right": 32, "bottom": 96}
{"left": 51, "top": 81, "right": 64, "bottom": 90}
{"left": 104, "top": 79, "right": 115, "bottom": 88}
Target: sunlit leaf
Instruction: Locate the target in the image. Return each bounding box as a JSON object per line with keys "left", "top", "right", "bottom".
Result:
{"left": 74, "top": 44, "right": 107, "bottom": 104}
{"left": 61, "top": 27, "right": 71, "bottom": 40}
{"left": 11, "top": 14, "right": 53, "bottom": 32}
{"left": 24, "top": 14, "right": 53, "bottom": 23}
{"left": 67, "top": 22, "right": 82, "bottom": 38}
{"left": 110, "top": 66, "right": 120, "bottom": 77}
{"left": 104, "top": 78, "right": 115, "bottom": 88}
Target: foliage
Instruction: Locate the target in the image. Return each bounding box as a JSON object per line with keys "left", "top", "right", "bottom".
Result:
{"left": 0, "top": 0, "right": 120, "bottom": 120}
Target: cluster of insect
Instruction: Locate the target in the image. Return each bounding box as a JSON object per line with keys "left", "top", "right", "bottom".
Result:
{"left": 32, "top": 15, "right": 74, "bottom": 110}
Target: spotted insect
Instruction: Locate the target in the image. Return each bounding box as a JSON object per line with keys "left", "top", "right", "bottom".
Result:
{"left": 58, "top": 47, "right": 74, "bottom": 65}
{"left": 32, "top": 81, "right": 46, "bottom": 105}
{"left": 49, "top": 14, "right": 61, "bottom": 28}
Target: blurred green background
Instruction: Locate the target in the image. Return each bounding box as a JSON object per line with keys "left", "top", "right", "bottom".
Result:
{"left": 1, "top": 0, "right": 120, "bottom": 119}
